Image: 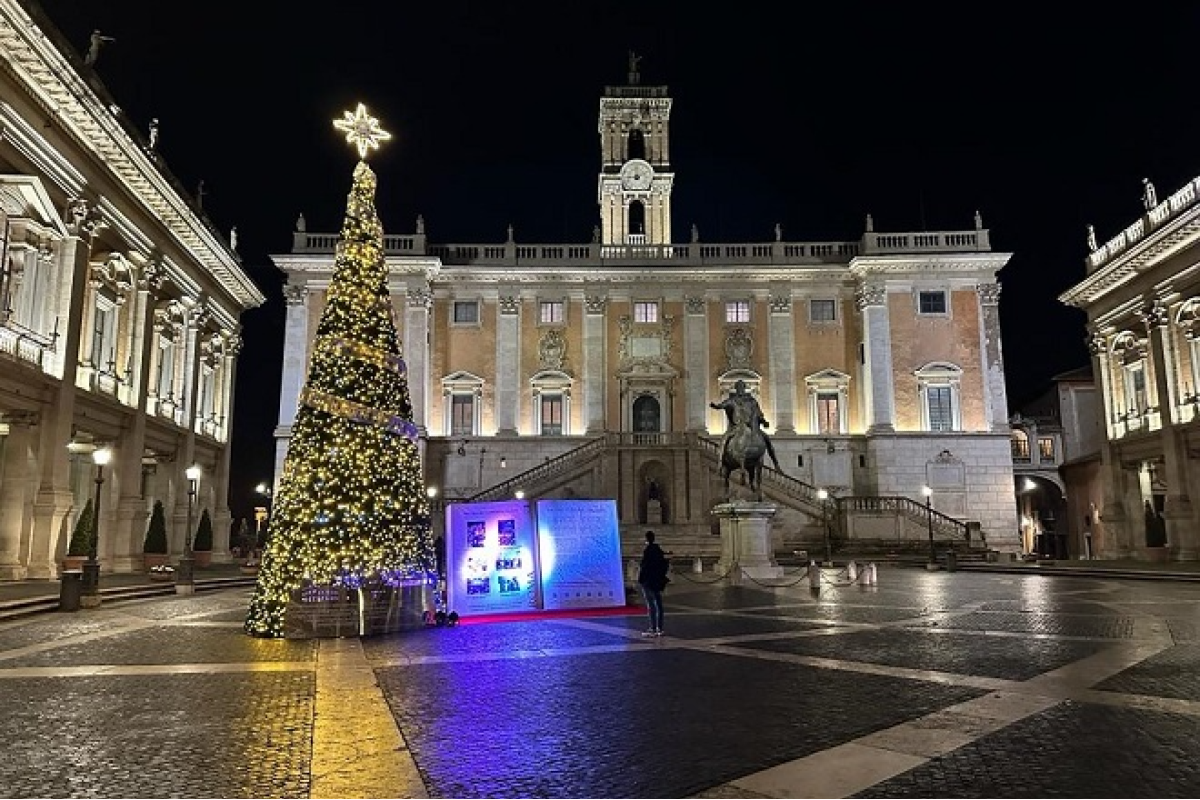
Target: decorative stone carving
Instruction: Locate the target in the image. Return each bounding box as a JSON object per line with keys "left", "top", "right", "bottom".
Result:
{"left": 855, "top": 284, "right": 887, "bottom": 309}
{"left": 617, "top": 314, "right": 675, "bottom": 368}
{"left": 976, "top": 282, "right": 1001, "bottom": 305}
{"left": 66, "top": 197, "right": 106, "bottom": 238}
{"left": 1086, "top": 331, "right": 1107, "bottom": 356}
{"left": 407, "top": 287, "right": 432, "bottom": 309}
{"left": 499, "top": 295, "right": 520, "bottom": 315}
{"left": 188, "top": 301, "right": 210, "bottom": 330}
{"left": 1138, "top": 298, "right": 1169, "bottom": 329}
{"left": 139, "top": 258, "right": 166, "bottom": 293}
{"left": 686, "top": 296, "right": 705, "bottom": 315}
{"left": 585, "top": 295, "right": 607, "bottom": 315}
{"left": 769, "top": 293, "right": 791, "bottom": 314}
{"left": 724, "top": 327, "right": 753, "bottom": 369}
{"left": 282, "top": 284, "right": 308, "bottom": 305}
{"left": 538, "top": 328, "right": 566, "bottom": 370}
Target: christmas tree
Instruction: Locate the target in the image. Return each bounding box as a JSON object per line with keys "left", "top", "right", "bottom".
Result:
{"left": 245, "top": 104, "right": 435, "bottom": 638}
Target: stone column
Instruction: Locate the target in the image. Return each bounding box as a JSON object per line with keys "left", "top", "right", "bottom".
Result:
{"left": 404, "top": 285, "right": 431, "bottom": 434}
{"left": 1089, "top": 332, "right": 1129, "bottom": 557}
{"left": 1142, "top": 300, "right": 1196, "bottom": 559}
{"left": 113, "top": 260, "right": 164, "bottom": 571}
{"left": 172, "top": 303, "right": 205, "bottom": 553}
{"left": 30, "top": 211, "right": 98, "bottom": 579}
{"left": 0, "top": 412, "right": 37, "bottom": 579}
{"left": 977, "top": 282, "right": 1009, "bottom": 431}
{"left": 211, "top": 334, "right": 241, "bottom": 558}
{"left": 495, "top": 294, "right": 520, "bottom": 436}
{"left": 684, "top": 296, "right": 708, "bottom": 431}
{"left": 768, "top": 291, "right": 796, "bottom": 433}
{"left": 856, "top": 283, "right": 895, "bottom": 432}
{"left": 583, "top": 295, "right": 607, "bottom": 434}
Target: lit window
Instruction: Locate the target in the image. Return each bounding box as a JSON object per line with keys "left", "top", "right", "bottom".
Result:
{"left": 816, "top": 392, "right": 840, "bottom": 434}
{"left": 917, "top": 290, "right": 947, "bottom": 315}
{"left": 809, "top": 299, "right": 836, "bottom": 323}
{"left": 540, "top": 394, "right": 564, "bottom": 436}
{"left": 916, "top": 362, "right": 962, "bottom": 432}
{"left": 539, "top": 301, "right": 564, "bottom": 324}
{"left": 725, "top": 300, "right": 750, "bottom": 323}
{"left": 1038, "top": 437, "right": 1055, "bottom": 460}
{"left": 452, "top": 301, "right": 479, "bottom": 325}
{"left": 634, "top": 301, "right": 658, "bottom": 323}
{"left": 450, "top": 394, "right": 474, "bottom": 436}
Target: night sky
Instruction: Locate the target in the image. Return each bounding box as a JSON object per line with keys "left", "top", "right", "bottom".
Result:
{"left": 28, "top": 1, "right": 1200, "bottom": 522}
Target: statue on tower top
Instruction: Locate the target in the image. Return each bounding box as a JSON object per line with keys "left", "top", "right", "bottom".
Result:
{"left": 628, "top": 51, "right": 642, "bottom": 85}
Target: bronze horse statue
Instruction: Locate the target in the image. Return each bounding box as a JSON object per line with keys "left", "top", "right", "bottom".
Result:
{"left": 719, "top": 416, "right": 768, "bottom": 500}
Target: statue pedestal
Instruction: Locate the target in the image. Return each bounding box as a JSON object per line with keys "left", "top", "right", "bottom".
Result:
{"left": 647, "top": 499, "right": 663, "bottom": 526}
{"left": 713, "top": 502, "right": 782, "bottom": 580}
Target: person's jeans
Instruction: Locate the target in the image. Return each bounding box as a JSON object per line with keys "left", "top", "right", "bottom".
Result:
{"left": 641, "top": 584, "right": 664, "bottom": 631}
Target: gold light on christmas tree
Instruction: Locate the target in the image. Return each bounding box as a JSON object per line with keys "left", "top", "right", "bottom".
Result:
{"left": 245, "top": 105, "right": 434, "bottom": 638}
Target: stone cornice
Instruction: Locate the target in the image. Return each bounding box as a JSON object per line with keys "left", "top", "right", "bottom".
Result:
{"left": 848, "top": 253, "right": 1011, "bottom": 277}
{"left": 1060, "top": 214, "right": 1200, "bottom": 309}
{"left": 0, "top": 0, "right": 264, "bottom": 310}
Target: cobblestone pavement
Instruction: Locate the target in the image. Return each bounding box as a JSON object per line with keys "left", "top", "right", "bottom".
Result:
{"left": 2, "top": 566, "right": 1200, "bottom": 797}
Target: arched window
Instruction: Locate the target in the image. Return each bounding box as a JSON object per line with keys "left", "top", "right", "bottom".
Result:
{"left": 1010, "top": 428, "right": 1030, "bottom": 461}
{"left": 627, "top": 129, "right": 646, "bottom": 161}
{"left": 627, "top": 199, "right": 646, "bottom": 238}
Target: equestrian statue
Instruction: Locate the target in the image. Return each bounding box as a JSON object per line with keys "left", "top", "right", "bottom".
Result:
{"left": 710, "top": 380, "right": 781, "bottom": 500}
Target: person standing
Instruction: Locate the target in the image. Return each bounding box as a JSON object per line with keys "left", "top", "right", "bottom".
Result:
{"left": 637, "top": 530, "right": 670, "bottom": 637}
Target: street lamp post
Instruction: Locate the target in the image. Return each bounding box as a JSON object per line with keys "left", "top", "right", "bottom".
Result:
{"left": 81, "top": 446, "right": 112, "bottom": 608}
{"left": 254, "top": 481, "right": 273, "bottom": 555}
{"left": 817, "top": 488, "right": 831, "bottom": 564}
{"left": 922, "top": 485, "right": 936, "bottom": 566}
{"left": 177, "top": 463, "right": 201, "bottom": 595}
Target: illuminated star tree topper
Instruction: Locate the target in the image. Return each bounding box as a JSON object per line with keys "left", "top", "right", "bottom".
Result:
{"left": 333, "top": 102, "right": 392, "bottom": 159}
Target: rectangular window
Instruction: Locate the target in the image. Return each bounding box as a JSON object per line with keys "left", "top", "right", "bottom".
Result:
{"left": 539, "top": 300, "right": 564, "bottom": 324}
{"left": 452, "top": 301, "right": 479, "bottom": 325}
{"left": 1038, "top": 437, "right": 1055, "bottom": 460}
{"left": 927, "top": 386, "right": 953, "bottom": 431}
{"left": 816, "top": 392, "right": 840, "bottom": 434}
{"left": 450, "top": 394, "right": 474, "bottom": 436}
{"left": 1131, "top": 366, "right": 1146, "bottom": 409}
{"left": 809, "top": 299, "right": 836, "bottom": 323}
{"left": 725, "top": 300, "right": 751, "bottom": 323}
{"left": 157, "top": 340, "right": 175, "bottom": 398}
{"left": 918, "top": 290, "right": 947, "bottom": 315}
{"left": 540, "top": 395, "right": 564, "bottom": 436}
{"left": 91, "top": 306, "right": 111, "bottom": 368}
{"left": 633, "top": 301, "right": 658, "bottom": 324}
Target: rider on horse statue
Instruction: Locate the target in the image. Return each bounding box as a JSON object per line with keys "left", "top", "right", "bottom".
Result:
{"left": 710, "top": 380, "right": 782, "bottom": 471}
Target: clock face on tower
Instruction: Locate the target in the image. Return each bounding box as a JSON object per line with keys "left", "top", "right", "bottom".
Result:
{"left": 620, "top": 159, "right": 654, "bottom": 191}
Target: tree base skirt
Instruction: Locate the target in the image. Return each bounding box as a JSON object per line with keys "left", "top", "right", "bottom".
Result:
{"left": 283, "top": 578, "right": 433, "bottom": 638}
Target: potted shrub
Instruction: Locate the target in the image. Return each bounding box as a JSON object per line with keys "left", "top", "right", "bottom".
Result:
{"left": 64, "top": 497, "right": 95, "bottom": 571}
{"left": 143, "top": 499, "right": 169, "bottom": 571}
{"left": 193, "top": 508, "right": 214, "bottom": 568}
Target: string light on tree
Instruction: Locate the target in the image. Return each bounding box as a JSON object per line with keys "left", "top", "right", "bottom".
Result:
{"left": 245, "top": 103, "right": 434, "bottom": 638}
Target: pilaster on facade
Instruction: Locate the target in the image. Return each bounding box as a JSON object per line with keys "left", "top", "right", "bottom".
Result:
{"left": 404, "top": 285, "right": 432, "bottom": 433}
{"left": 977, "top": 282, "right": 1009, "bottom": 432}
{"left": 495, "top": 294, "right": 521, "bottom": 436}
{"left": 856, "top": 283, "right": 895, "bottom": 433}
{"left": 684, "top": 295, "right": 708, "bottom": 431}
{"left": 278, "top": 283, "right": 309, "bottom": 429}
{"left": 583, "top": 295, "right": 607, "bottom": 434}
{"left": 768, "top": 291, "right": 797, "bottom": 433}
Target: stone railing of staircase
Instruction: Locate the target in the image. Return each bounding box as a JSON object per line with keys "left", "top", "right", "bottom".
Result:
{"left": 463, "top": 432, "right": 978, "bottom": 548}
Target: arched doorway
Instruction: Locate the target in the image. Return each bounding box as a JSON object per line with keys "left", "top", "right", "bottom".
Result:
{"left": 633, "top": 395, "right": 660, "bottom": 432}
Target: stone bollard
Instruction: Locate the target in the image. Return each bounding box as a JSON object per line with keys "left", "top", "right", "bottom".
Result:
{"left": 809, "top": 561, "right": 821, "bottom": 590}
{"left": 847, "top": 560, "right": 858, "bottom": 583}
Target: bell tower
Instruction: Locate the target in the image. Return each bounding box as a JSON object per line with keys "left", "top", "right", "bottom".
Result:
{"left": 597, "top": 53, "right": 674, "bottom": 247}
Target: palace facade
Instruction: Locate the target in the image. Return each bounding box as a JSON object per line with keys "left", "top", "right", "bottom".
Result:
{"left": 271, "top": 62, "right": 1019, "bottom": 560}
{"left": 1061, "top": 174, "right": 1200, "bottom": 562}
{"left": 0, "top": 0, "right": 264, "bottom": 579}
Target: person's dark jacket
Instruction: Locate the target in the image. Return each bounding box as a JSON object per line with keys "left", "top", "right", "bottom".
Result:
{"left": 638, "top": 542, "right": 670, "bottom": 591}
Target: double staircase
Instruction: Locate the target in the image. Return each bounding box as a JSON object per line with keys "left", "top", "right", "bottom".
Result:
{"left": 464, "top": 433, "right": 992, "bottom": 562}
